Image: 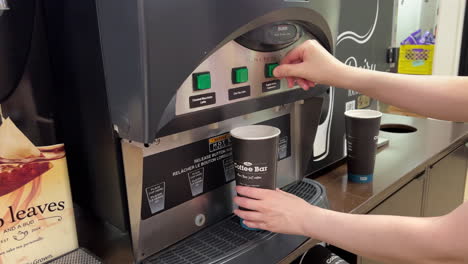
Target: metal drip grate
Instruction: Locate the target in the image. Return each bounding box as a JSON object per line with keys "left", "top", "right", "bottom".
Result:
{"left": 147, "top": 217, "right": 272, "bottom": 264}
{"left": 49, "top": 248, "right": 103, "bottom": 264}
{"left": 283, "top": 178, "right": 319, "bottom": 202}
{"left": 144, "top": 179, "right": 325, "bottom": 264}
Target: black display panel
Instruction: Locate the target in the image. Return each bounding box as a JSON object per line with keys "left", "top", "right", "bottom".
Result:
{"left": 141, "top": 114, "right": 291, "bottom": 219}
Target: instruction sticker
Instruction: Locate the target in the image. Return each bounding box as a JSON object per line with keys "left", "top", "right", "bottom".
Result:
{"left": 188, "top": 168, "right": 205, "bottom": 196}
{"left": 278, "top": 136, "right": 288, "bottom": 160}
{"left": 223, "top": 158, "right": 235, "bottom": 182}
{"left": 345, "top": 100, "right": 356, "bottom": 111}
{"left": 145, "top": 183, "right": 165, "bottom": 214}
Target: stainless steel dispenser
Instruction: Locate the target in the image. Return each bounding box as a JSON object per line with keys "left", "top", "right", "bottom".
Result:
{"left": 95, "top": 2, "right": 339, "bottom": 262}
{"left": 43, "top": 1, "right": 340, "bottom": 262}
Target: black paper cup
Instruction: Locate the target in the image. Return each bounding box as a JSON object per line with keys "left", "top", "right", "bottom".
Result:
{"left": 230, "top": 125, "right": 280, "bottom": 230}
{"left": 345, "top": 109, "right": 382, "bottom": 183}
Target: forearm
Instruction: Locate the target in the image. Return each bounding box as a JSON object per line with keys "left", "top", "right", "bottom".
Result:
{"left": 333, "top": 65, "right": 468, "bottom": 122}
{"left": 304, "top": 207, "right": 457, "bottom": 264}
{"left": 234, "top": 186, "right": 468, "bottom": 263}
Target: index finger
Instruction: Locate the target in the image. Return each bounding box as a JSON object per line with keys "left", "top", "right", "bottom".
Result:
{"left": 236, "top": 186, "right": 274, "bottom": 200}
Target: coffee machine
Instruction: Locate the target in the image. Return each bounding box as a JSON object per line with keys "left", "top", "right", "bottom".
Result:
{"left": 43, "top": 0, "right": 340, "bottom": 262}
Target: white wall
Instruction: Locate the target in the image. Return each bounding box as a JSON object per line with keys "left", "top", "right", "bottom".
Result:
{"left": 419, "top": 0, "right": 439, "bottom": 33}
{"left": 395, "top": 0, "right": 440, "bottom": 45}
{"left": 432, "top": 0, "right": 466, "bottom": 76}
{"left": 395, "top": 0, "right": 465, "bottom": 76}
{"left": 396, "top": 0, "right": 423, "bottom": 44}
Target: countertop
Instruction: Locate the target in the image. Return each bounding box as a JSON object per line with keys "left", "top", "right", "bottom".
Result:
{"left": 279, "top": 114, "right": 468, "bottom": 263}
{"left": 76, "top": 114, "right": 468, "bottom": 263}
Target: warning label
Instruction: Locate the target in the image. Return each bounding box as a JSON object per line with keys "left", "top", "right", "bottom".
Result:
{"left": 209, "top": 134, "right": 232, "bottom": 153}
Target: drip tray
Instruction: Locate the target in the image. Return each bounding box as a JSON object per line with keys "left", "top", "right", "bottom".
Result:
{"left": 144, "top": 179, "right": 328, "bottom": 264}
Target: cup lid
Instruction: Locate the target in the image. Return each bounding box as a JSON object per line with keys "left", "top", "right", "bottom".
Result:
{"left": 230, "top": 125, "right": 281, "bottom": 140}
{"left": 345, "top": 109, "right": 382, "bottom": 119}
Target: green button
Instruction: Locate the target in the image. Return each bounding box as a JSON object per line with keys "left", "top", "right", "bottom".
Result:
{"left": 232, "top": 67, "right": 248, "bottom": 84}
{"left": 193, "top": 72, "right": 211, "bottom": 90}
{"left": 265, "top": 63, "right": 279, "bottom": 78}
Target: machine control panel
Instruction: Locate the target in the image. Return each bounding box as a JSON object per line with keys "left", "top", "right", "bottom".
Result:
{"left": 175, "top": 21, "right": 316, "bottom": 115}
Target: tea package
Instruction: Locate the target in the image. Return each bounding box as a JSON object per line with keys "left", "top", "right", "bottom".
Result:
{"left": 0, "top": 118, "right": 78, "bottom": 263}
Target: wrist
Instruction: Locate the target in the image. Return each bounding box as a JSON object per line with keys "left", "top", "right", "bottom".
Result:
{"left": 300, "top": 204, "right": 325, "bottom": 238}
{"left": 321, "top": 61, "right": 350, "bottom": 87}
{"left": 334, "top": 63, "right": 356, "bottom": 88}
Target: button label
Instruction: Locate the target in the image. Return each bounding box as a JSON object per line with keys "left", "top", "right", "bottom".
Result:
{"left": 228, "top": 86, "right": 251, "bottom": 100}
{"left": 262, "top": 80, "right": 281, "bottom": 93}
{"left": 189, "top": 93, "right": 216, "bottom": 108}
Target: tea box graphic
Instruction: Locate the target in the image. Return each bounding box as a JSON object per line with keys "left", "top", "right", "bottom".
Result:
{"left": 0, "top": 118, "right": 78, "bottom": 264}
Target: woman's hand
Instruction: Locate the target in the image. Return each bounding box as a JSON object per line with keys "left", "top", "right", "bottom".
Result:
{"left": 233, "top": 186, "right": 320, "bottom": 236}
{"left": 273, "top": 39, "right": 345, "bottom": 90}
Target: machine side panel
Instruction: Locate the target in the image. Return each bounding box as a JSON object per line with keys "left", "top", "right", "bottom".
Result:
{"left": 307, "top": 0, "right": 394, "bottom": 175}
{"left": 43, "top": 0, "right": 129, "bottom": 230}
{"left": 95, "top": 0, "right": 147, "bottom": 141}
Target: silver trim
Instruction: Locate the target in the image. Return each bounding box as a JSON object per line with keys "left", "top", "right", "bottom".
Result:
{"left": 120, "top": 142, "right": 144, "bottom": 260}
{"left": 313, "top": 86, "right": 334, "bottom": 161}
{"left": 291, "top": 101, "right": 304, "bottom": 183}
{"left": 136, "top": 106, "right": 292, "bottom": 157}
